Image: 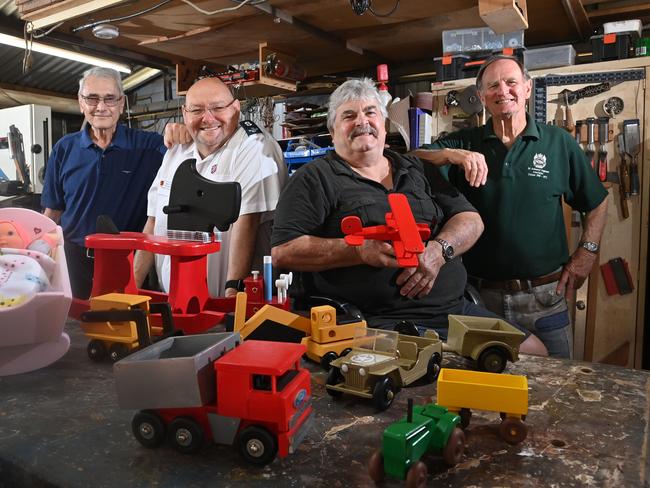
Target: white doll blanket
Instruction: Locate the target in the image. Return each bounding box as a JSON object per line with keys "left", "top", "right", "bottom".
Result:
{"left": 0, "top": 248, "right": 55, "bottom": 308}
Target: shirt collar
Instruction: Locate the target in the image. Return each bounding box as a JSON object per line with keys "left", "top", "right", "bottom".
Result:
{"left": 482, "top": 112, "right": 540, "bottom": 141}
{"left": 327, "top": 149, "right": 413, "bottom": 178}
{"left": 80, "top": 123, "right": 129, "bottom": 149}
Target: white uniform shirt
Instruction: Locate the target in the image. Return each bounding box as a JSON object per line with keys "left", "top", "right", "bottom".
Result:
{"left": 147, "top": 124, "right": 287, "bottom": 297}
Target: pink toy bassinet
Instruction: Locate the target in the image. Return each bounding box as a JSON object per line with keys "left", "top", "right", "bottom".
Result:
{"left": 0, "top": 207, "right": 71, "bottom": 375}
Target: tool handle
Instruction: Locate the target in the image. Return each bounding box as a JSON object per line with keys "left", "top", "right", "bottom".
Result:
{"left": 620, "top": 161, "right": 631, "bottom": 198}
{"left": 598, "top": 154, "right": 607, "bottom": 182}
{"left": 621, "top": 194, "right": 629, "bottom": 219}
{"left": 630, "top": 162, "right": 640, "bottom": 195}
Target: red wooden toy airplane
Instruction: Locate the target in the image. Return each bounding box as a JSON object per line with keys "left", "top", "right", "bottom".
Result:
{"left": 340, "top": 193, "right": 432, "bottom": 267}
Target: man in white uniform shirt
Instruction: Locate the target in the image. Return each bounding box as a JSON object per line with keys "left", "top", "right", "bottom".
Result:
{"left": 134, "top": 77, "right": 287, "bottom": 297}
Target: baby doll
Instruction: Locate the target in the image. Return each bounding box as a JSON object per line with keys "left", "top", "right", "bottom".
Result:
{"left": 0, "top": 220, "right": 58, "bottom": 254}
{"left": 0, "top": 220, "right": 58, "bottom": 308}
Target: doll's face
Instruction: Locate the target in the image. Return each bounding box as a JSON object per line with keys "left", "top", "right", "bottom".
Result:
{"left": 0, "top": 222, "right": 25, "bottom": 248}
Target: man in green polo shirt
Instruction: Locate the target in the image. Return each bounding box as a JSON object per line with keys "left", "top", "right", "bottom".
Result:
{"left": 415, "top": 55, "right": 608, "bottom": 358}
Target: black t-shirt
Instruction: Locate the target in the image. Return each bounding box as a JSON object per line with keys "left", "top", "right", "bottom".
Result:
{"left": 271, "top": 150, "right": 478, "bottom": 326}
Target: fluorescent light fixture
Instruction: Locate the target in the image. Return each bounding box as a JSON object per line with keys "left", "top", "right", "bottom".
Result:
{"left": 0, "top": 33, "right": 131, "bottom": 73}
{"left": 122, "top": 67, "right": 162, "bottom": 90}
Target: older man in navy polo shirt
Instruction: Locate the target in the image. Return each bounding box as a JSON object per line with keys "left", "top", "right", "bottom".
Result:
{"left": 42, "top": 67, "right": 166, "bottom": 299}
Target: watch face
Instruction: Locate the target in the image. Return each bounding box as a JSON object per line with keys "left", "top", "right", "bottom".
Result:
{"left": 445, "top": 245, "right": 455, "bottom": 259}
{"left": 582, "top": 242, "right": 598, "bottom": 252}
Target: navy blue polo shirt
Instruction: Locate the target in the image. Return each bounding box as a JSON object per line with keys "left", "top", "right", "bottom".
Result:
{"left": 41, "top": 124, "right": 165, "bottom": 246}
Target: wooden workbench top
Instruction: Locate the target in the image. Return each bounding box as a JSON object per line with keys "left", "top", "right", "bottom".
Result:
{"left": 1, "top": 322, "right": 649, "bottom": 487}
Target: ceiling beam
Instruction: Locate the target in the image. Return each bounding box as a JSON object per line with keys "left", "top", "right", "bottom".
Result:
{"left": 560, "top": 0, "right": 592, "bottom": 40}
{"left": 0, "top": 82, "right": 79, "bottom": 113}
{"left": 0, "top": 17, "right": 173, "bottom": 71}
{"left": 586, "top": 2, "right": 650, "bottom": 19}
{"left": 23, "top": 0, "right": 131, "bottom": 31}
{"left": 252, "top": 2, "right": 385, "bottom": 63}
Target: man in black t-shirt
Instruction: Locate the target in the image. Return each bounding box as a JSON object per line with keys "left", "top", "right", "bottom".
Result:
{"left": 271, "top": 78, "right": 546, "bottom": 354}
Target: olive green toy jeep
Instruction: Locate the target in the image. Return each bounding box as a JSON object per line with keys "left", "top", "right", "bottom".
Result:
{"left": 325, "top": 327, "right": 442, "bottom": 411}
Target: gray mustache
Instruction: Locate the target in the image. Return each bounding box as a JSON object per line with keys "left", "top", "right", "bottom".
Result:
{"left": 350, "top": 125, "right": 377, "bottom": 138}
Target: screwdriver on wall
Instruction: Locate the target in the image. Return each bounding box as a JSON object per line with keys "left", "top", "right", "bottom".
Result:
{"left": 597, "top": 117, "right": 608, "bottom": 182}
{"left": 585, "top": 117, "right": 596, "bottom": 170}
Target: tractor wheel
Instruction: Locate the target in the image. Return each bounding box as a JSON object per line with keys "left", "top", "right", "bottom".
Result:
{"left": 499, "top": 417, "right": 528, "bottom": 445}
{"left": 442, "top": 427, "right": 466, "bottom": 465}
{"left": 320, "top": 351, "right": 338, "bottom": 370}
{"left": 109, "top": 343, "right": 129, "bottom": 363}
{"left": 459, "top": 408, "right": 472, "bottom": 429}
{"left": 477, "top": 347, "right": 508, "bottom": 373}
{"left": 372, "top": 377, "right": 396, "bottom": 411}
{"left": 168, "top": 417, "right": 204, "bottom": 454}
{"left": 131, "top": 410, "right": 166, "bottom": 448}
{"left": 405, "top": 460, "right": 428, "bottom": 488}
{"left": 326, "top": 367, "right": 344, "bottom": 398}
{"left": 87, "top": 340, "right": 106, "bottom": 362}
{"left": 424, "top": 353, "right": 442, "bottom": 383}
{"left": 237, "top": 425, "right": 278, "bottom": 466}
{"left": 367, "top": 449, "right": 385, "bottom": 483}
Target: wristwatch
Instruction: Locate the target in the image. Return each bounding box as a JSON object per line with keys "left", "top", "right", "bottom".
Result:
{"left": 224, "top": 279, "right": 245, "bottom": 291}
{"left": 434, "top": 237, "right": 455, "bottom": 262}
{"left": 579, "top": 241, "right": 600, "bottom": 253}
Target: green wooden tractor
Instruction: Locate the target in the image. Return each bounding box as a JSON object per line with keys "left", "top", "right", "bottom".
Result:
{"left": 368, "top": 399, "right": 465, "bottom": 487}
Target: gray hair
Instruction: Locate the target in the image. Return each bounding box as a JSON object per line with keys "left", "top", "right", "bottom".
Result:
{"left": 78, "top": 67, "right": 124, "bottom": 96}
{"left": 476, "top": 55, "right": 530, "bottom": 92}
{"left": 327, "top": 78, "right": 388, "bottom": 131}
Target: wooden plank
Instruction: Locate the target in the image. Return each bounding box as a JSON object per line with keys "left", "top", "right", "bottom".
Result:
{"left": 586, "top": 2, "right": 650, "bottom": 19}
{"left": 23, "top": 0, "right": 130, "bottom": 30}
{"left": 559, "top": 0, "right": 592, "bottom": 39}
{"left": 636, "top": 68, "right": 650, "bottom": 368}
{"left": 479, "top": 0, "right": 529, "bottom": 33}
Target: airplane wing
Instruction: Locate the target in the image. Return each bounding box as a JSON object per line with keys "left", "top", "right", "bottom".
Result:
{"left": 387, "top": 193, "right": 426, "bottom": 254}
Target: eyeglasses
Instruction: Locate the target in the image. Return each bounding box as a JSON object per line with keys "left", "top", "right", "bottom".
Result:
{"left": 183, "top": 98, "right": 236, "bottom": 118}
{"left": 80, "top": 94, "right": 124, "bottom": 107}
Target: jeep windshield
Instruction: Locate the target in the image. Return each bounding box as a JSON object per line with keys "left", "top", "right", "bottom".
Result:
{"left": 353, "top": 327, "right": 398, "bottom": 356}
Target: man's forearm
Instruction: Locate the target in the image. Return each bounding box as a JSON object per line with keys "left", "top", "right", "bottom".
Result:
{"left": 44, "top": 208, "right": 62, "bottom": 224}
{"left": 272, "top": 235, "right": 362, "bottom": 271}
{"left": 134, "top": 217, "right": 156, "bottom": 288}
{"left": 435, "top": 211, "right": 484, "bottom": 256}
{"left": 226, "top": 213, "right": 261, "bottom": 281}
{"left": 411, "top": 148, "right": 451, "bottom": 166}
{"left": 581, "top": 198, "right": 608, "bottom": 244}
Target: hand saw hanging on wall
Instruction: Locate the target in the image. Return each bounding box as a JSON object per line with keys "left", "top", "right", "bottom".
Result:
{"left": 550, "top": 81, "right": 622, "bottom": 105}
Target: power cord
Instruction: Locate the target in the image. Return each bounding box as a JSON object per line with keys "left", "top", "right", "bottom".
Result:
{"left": 350, "top": 0, "right": 400, "bottom": 17}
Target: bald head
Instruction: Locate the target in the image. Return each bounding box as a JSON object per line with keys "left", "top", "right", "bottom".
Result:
{"left": 183, "top": 77, "right": 241, "bottom": 158}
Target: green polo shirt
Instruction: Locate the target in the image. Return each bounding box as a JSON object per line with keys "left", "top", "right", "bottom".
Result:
{"left": 426, "top": 113, "right": 608, "bottom": 280}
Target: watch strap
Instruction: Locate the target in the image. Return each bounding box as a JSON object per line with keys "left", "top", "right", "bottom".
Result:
{"left": 578, "top": 241, "right": 599, "bottom": 253}
{"left": 224, "top": 279, "right": 245, "bottom": 291}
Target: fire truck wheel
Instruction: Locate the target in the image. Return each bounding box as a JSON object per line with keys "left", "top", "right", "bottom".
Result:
{"left": 425, "top": 353, "right": 442, "bottom": 383}
{"left": 477, "top": 347, "right": 507, "bottom": 373}
{"left": 87, "top": 340, "right": 106, "bottom": 362}
{"left": 442, "top": 427, "right": 466, "bottom": 465}
{"left": 326, "top": 367, "right": 344, "bottom": 398}
{"left": 405, "top": 460, "right": 428, "bottom": 488}
{"left": 109, "top": 343, "right": 129, "bottom": 363}
{"left": 169, "top": 417, "right": 204, "bottom": 454}
{"left": 132, "top": 411, "right": 166, "bottom": 448}
{"left": 320, "top": 351, "right": 338, "bottom": 370}
{"left": 372, "top": 377, "right": 396, "bottom": 411}
{"left": 499, "top": 417, "right": 528, "bottom": 445}
{"left": 367, "top": 449, "right": 385, "bottom": 482}
{"left": 237, "top": 426, "right": 278, "bottom": 466}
